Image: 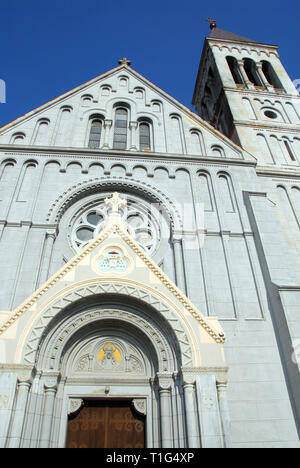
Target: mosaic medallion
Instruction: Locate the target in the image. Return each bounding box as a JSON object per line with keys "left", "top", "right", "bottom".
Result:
{"left": 98, "top": 249, "right": 128, "bottom": 273}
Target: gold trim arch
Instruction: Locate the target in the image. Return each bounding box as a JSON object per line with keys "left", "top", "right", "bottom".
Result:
{"left": 18, "top": 279, "right": 198, "bottom": 370}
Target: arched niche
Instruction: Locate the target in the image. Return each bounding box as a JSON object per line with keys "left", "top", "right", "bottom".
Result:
{"left": 22, "top": 289, "right": 193, "bottom": 373}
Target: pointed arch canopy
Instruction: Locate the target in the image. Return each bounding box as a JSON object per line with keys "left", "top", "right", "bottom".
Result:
{"left": 19, "top": 279, "right": 196, "bottom": 371}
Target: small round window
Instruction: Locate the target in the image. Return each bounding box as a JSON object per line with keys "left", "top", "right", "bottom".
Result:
{"left": 264, "top": 110, "right": 277, "bottom": 119}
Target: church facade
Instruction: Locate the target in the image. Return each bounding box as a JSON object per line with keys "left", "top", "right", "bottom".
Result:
{"left": 0, "top": 24, "right": 299, "bottom": 448}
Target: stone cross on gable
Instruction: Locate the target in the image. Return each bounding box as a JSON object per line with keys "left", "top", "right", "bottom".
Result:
{"left": 118, "top": 57, "right": 131, "bottom": 66}
{"left": 105, "top": 192, "right": 127, "bottom": 215}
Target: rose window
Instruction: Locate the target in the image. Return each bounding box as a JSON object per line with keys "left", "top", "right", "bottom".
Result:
{"left": 70, "top": 196, "right": 160, "bottom": 256}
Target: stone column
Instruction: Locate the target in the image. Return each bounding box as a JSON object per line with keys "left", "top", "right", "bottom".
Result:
{"left": 256, "top": 62, "right": 273, "bottom": 91}
{"left": 237, "top": 60, "right": 254, "bottom": 89}
{"left": 157, "top": 375, "right": 173, "bottom": 448}
{"left": 0, "top": 372, "right": 18, "bottom": 448}
{"left": 195, "top": 373, "right": 224, "bottom": 448}
{"left": 7, "top": 375, "right": 32, "bottom": 448}
{"left": 217, "top": 381, "right": 232, "bottom": 448}
{"left": 38, "top": 230, "right": 56, "bottom": 286}
{"left": 129, "top": 121, "right": 138, "bottom": 150}
{"left": 39, "top": 374, "right": 59, "bottom": 448}
{"left": 183, "top": 381, "right": 199, "bottom": 448}
{"left": 101, "top": 119, "right": 112, "bottom": 149}
{"left": 172, "top": 237, "right": 186, "bottom": 294}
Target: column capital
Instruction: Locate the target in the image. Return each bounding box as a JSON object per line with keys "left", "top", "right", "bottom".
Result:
{"left": 129, "top": 120, "right": 138, "bottom": 129}
{"left": 181, "top": 366, "right": 228, "bottom": 386}
{"left": 156, "top": 373, "right": 173, "bottom": 391}
{"left": 42, "top": 372, "right": 60, "bottom": 391}
{"left": 15, "top": 366, "right": 34, "bottom": 385}
{"left": 104, "top": 119, "right": 113, "bottom": 127}
{"left": 181, "top": 371, "right": 196, "bottom": 386}
{"left": 172, "top": 235, "right": 182, "bottom": 244}
{"left": 46, "top": 229, "right": 57, "bottom": 240}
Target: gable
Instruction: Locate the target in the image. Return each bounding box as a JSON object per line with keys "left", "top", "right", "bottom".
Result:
{"left": 0, "top": 193, "right": 226, "bottom": 367}
{"left": 0, "top": 65, "right": 254, "bottom": 161}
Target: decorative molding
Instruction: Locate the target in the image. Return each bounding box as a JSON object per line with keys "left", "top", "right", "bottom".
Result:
{"left": 157, "top": 373, "right": 173, "bottom": 390}
{"left": 42, "top": 372, "right": 60, "bottom": 390}
{"left": 181, "top": 366, "right": 229, "bottom": 385}
{"left": 132, "top": 398, "right": 147, "bottom": 416}
{"left": 45, "top": 176, "right": 183, "bottom": 228}
{"left": 72, "top": 336, "right": 146, "bottom": 376}
{"left": 24, "top": 300, "right": 191, "bottom": 371}
{"left": 68, "top": 398, "right": 83, "bottom": 416}
{"left": 0, "top": 395, "right": 10, "bottom": 409}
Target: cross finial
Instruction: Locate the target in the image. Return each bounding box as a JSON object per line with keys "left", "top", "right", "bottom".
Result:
{"left": 118, "top": 57, "right": 131, "bottom": 66}
{"left": 206, "top": 17, "right": 217, "bottom": 30}
{"left": 105, "top": 192, "right": 127, "bottom": 216}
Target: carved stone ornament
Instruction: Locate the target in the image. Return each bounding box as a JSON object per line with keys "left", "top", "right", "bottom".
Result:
{"left": 46, "top": 177, "right": 183, "bottom": 232}
{"left": 132, "top": 398, "right": 147, "bottom": 416}
{"left": 157, "top": 373, "right": 173, "bottom": 391}
{"left": 42, "top": 372, "right": 59, "bottom": 390}
{"left": 44, "top": 377, "right": 58, "bottom": 390}
{"left": 72, "top": 336, "right": 146, "bottom": 377}
{"left": 0, "top": 394, "right": 10, "bottom": 409}
{"left": 203, "top": 396, "right": 214, "bottom": 409}
{"left": 68, "top": 398, "right": 84, "bottom": 415}
{"left": 23, "top": 284, "right": 193, "bottom": 369}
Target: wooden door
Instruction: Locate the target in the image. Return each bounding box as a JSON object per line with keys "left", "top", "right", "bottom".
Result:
{"left": 66, "top": 400, "right": 145, "bottom": 448}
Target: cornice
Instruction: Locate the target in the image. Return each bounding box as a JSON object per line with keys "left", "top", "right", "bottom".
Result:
{"left": 234, "top": 121, "right": 300, "bottom": 132}
{"left": 206, "top": 36, "right": 279, "bottom": 52}
{"left": 0, "top": 146, "right": 256, "bottom": 168}
{"left": 256, "top": 166, "right": 300, "bottom": 178}
{"left": 223, "top": 87, "right": 298, "bottom": 100}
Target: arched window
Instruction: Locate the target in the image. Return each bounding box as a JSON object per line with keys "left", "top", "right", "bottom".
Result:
{"left": 152, "top": 101, "right": 161, "bottom": 112}
{"left": 88, "top": 118, "right": 102, "bottom": 149}
{"left": 211, "top": 145, "right": 225, "bottom": 157}
{"left": 11, "top": 132, "right": 25, "bottom": 144}
{"left": 134, "top": 88, "right": 144, "bottom": 99}
{"left": 226, "top": 56, "right": 244, "bottom": 85}
{"left": 34, "top": 119, "right": 50, "bottom": 145}
{"left": 243, "top": 59, "right": 263, "bottom": 87}
{"left": 101, "top": 86, "right": 111, "bottom": 96}
{"left": 82, "top": 94, "right": 93, "bottom": 105}
{"left": 261, "top": 61, "right": 284, "bottom": 90}
{"left": 283, "top": 138, "right": 296, "bottom": 162}
{"left": 113, "top": 107, "right": 128, "bottom": 150}
{"left": 17, "top": 161, "right": 37, "bottom": 202}
{"left": 139, "top": 122, "right": 151, "bottom": 151}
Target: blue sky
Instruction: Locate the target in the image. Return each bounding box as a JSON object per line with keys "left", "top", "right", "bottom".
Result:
{"left": 1, "top": 0, "right": 299, "bottom": 127}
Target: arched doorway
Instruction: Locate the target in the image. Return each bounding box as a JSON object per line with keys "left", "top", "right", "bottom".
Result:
{"left": 28, "top": 294, "right": 186, "bottom": 448}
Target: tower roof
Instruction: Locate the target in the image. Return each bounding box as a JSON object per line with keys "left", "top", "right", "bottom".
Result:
{"left": 208, "top": 27, "right": 258, "bottom": 44}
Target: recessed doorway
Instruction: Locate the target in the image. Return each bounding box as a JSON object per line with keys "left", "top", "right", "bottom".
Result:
{"left": 66, "top": 400, "right": 145, "bottom": 448}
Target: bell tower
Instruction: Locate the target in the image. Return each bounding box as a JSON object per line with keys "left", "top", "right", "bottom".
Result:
{"left": 192, "top": 21, "right": 300, "bottom": 167}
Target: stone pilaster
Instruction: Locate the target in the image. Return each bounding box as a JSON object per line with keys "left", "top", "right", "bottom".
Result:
{"left": 39, "top": 373, "right": 59, "bottom": 448}
{"left": 157, "top": 374, "right": 173, "bottom": 448}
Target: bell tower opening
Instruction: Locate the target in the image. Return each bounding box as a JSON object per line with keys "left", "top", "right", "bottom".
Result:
{"left": 192, "top": 22, "right": 300, "bottom": 165}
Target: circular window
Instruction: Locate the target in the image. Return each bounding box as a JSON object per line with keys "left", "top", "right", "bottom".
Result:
{"left": 264, "top": 110, "right": 277, "bottom": 119}
{"left": 70, "top": 196, "right": 161, "bottom": 256}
